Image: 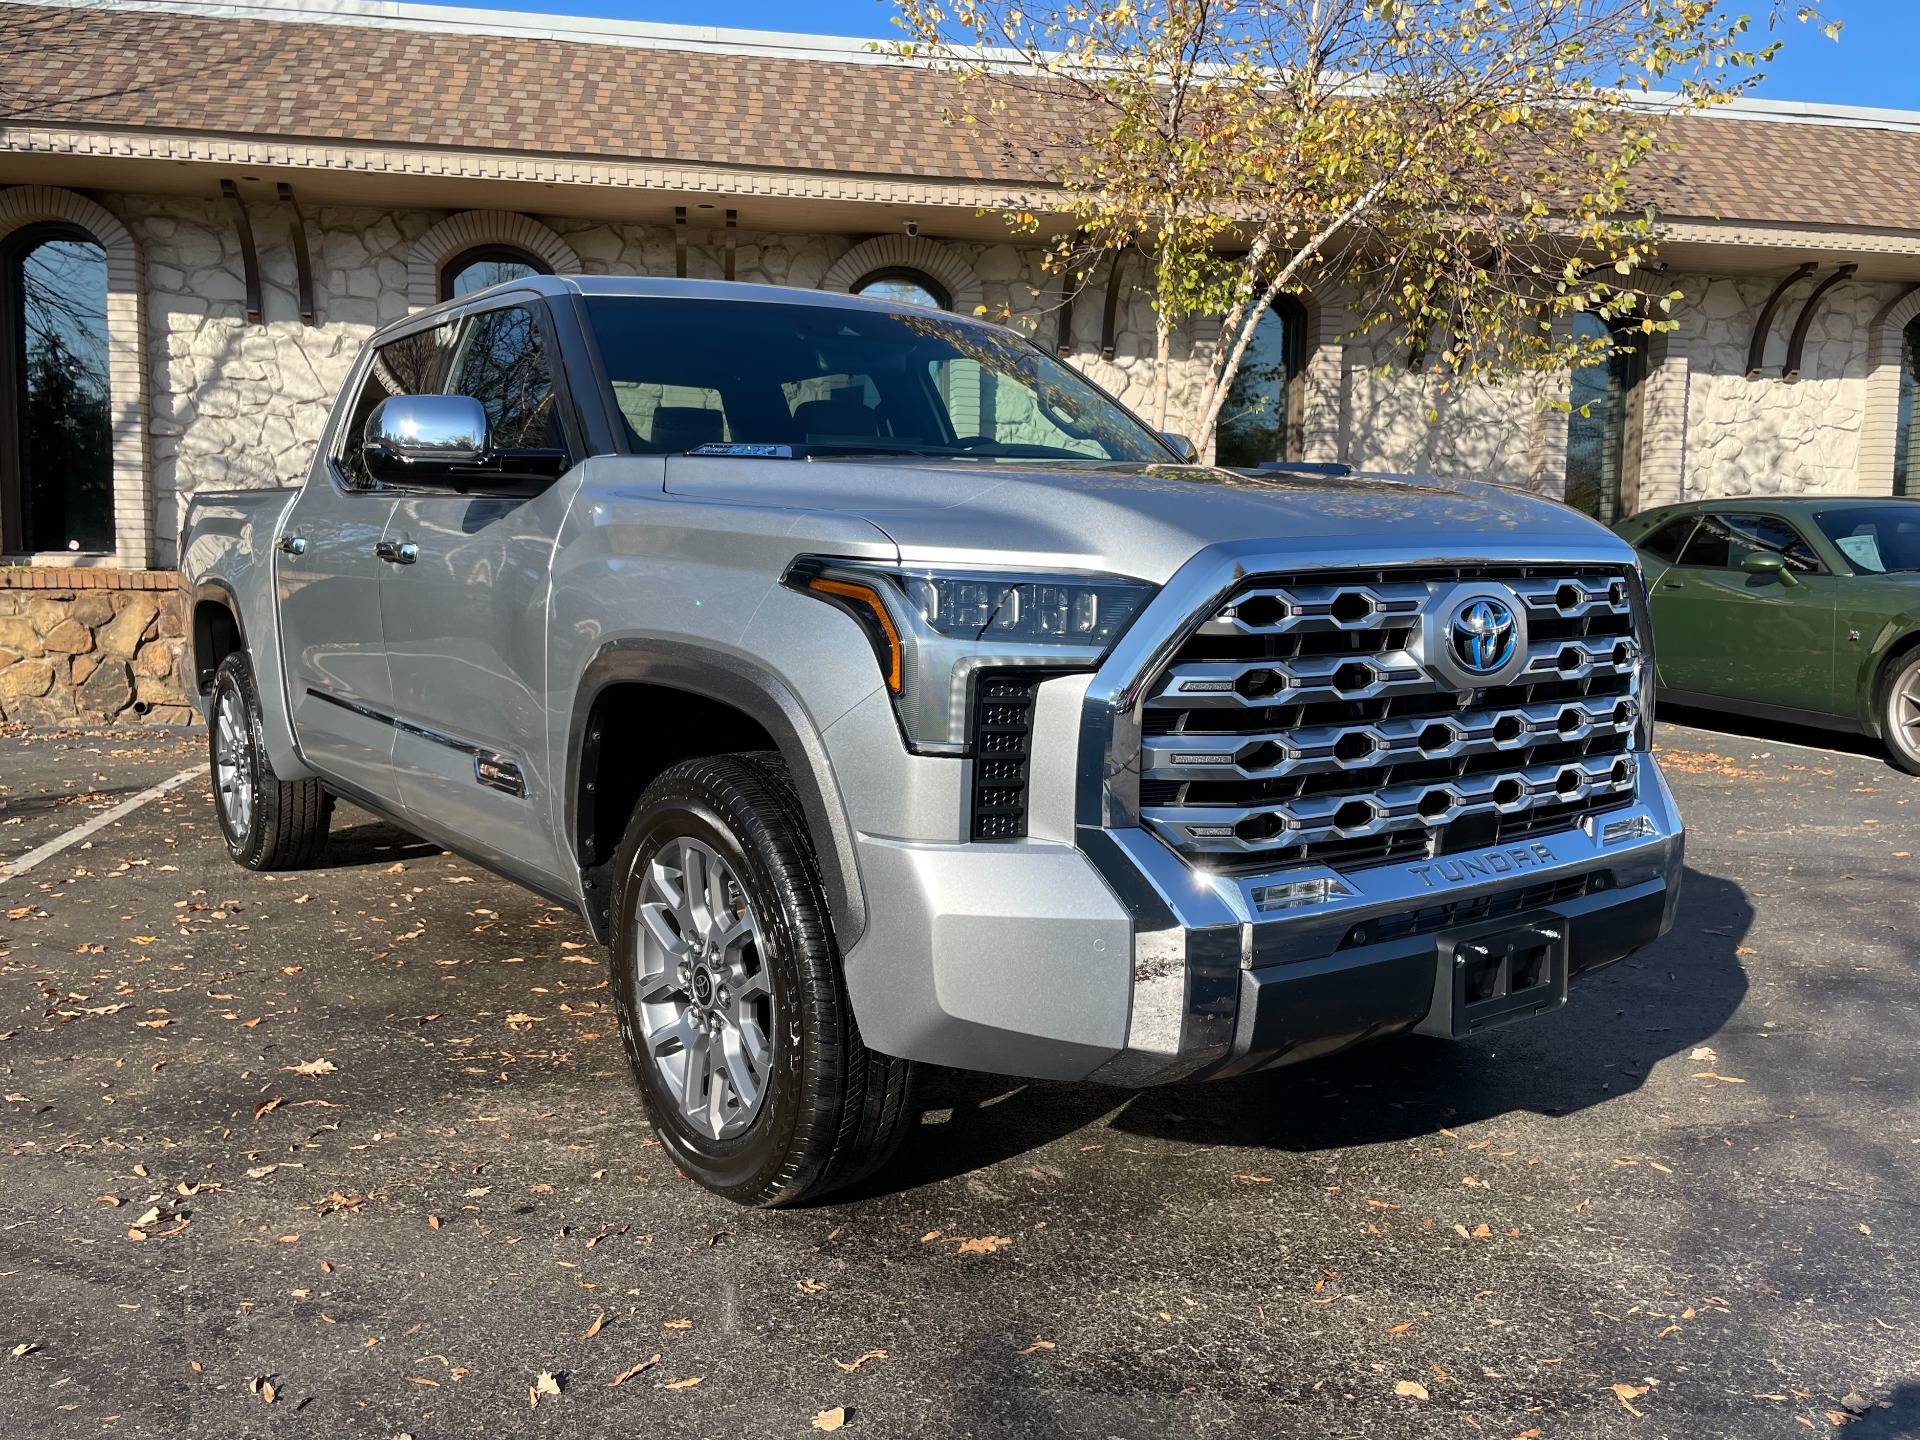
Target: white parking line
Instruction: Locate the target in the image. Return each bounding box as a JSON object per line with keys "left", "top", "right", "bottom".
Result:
{"left": 0, "top": 766, "right": 203, "bottom": 884}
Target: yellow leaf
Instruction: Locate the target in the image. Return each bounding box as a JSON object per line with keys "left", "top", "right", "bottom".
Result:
{"left": 812, "top": 1407, "right": 848, "bottom": 1432}
{"left": 662, "top": 1376, "right": 703, "bottom": 1390}
{"left": 1393, "top": 1380, "right": 1429, "bottom": 1399}
{"left": 955, "top": 1235, "right": 1012, "bottom": 1255}
{"left": 833, "top": 1350, "right": 886, "bottom": 1373}
{"left": 609, "top": 1355, "right": 661, "bottom": 1387}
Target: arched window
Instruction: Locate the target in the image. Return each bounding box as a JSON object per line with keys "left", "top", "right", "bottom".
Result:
{"left": 1565, "top": 311, "right": 1646, "bottom": 525}
{"left": 852, "top": 267, "right": 950, "bottom": 311}
{"left": 438, "top": 244, "right": 551, "bottom": 303}
{"left": 1895, "top": 318, "right": 1920, "bottom": 498}
{"left": 2, "top": 222, "right": 114, "bottom": 553}
{"left": 1216, "top": 296, "right": 1307, "bottom": 468}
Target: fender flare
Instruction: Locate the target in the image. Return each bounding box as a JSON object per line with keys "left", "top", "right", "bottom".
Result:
{"left": 565, "top": 639, "right": 867, "bottom": 950}
{"left": 189, "top": 578, "right": 247, "bottom": 705}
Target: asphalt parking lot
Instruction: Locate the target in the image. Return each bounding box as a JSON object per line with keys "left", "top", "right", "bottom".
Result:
{"left": 1, "top": 717, "right": 1915, "bottom": 1439}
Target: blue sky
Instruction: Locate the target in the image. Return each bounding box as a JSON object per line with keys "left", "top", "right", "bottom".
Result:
{"left": 422, "top": 0, "right": 1918, "bottom": 111}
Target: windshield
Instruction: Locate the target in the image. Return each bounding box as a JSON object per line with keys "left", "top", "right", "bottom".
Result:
{"left": 582, "top": 295, "right": 1171, "bottom": 463}
{"left": 1813, "top": 506, "right": 1920, "bottom": 574}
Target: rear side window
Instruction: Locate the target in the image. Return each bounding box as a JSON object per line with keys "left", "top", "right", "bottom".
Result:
{"left": 338, "top": 324, "right": 460, "bottom": 486}
{"left": 1636, "top": 516, "right": 1697, "bottom": 563}
{"left": 1679, "top": 513, "right": 1822, "bottom": 572}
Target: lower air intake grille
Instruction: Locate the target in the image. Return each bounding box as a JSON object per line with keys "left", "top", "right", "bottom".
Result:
{"left": 1342, "top": 874, "right": 1595, "bottom": 949}
{"left": 970, "top": 672, "right": 1044, "bottom": 841}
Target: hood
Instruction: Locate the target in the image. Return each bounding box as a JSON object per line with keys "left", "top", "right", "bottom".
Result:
{"left": 663, "top": 457, "right": 1635, "bottom": 584}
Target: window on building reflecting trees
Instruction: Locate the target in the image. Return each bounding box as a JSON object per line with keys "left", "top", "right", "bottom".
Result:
{"left": 438, "top": 244, "right": 551, "bottom": 303}
{"left": 2, "top": 223, "right": 114, "bottom": 553}
{"left": 853, "top": 268, "right": 950, "bottom": 312}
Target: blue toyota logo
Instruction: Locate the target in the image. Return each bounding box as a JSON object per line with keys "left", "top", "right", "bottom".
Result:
{"left": 1449, "top": 597, "right": 1517, "bottom": 676}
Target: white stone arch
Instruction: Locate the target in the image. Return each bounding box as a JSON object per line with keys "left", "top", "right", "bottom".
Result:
{"left": 0, "top": 186, "right": 149, "bottom": 567}
{"left": 406, "top": 211, "right": 581, "bottom": 313}
{"left": 1858, "top": 286, "right": 1920, "bottom": 497}
{"left": 819, "top": 235, "right": 985, "bottom": 318}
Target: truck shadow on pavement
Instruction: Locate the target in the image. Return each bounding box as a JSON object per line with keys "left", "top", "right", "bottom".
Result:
{"left": 874, "top": 864, "right": 1749, "bottom": 1193}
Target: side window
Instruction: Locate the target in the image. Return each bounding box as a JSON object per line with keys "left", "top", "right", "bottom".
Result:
{"left": 1722, "top": 513, "right": 1823, "bottom": 573}
{"left": 338, "top": 324, "right": 459, "bottom": 486}
{"left": 1636, "top": 516, "right": 1698, "bottom": 563}
{"left": 448, "top": 305, "right": 562, "bottom": 451}
{"left": 1676, "top": 514, "right": 1734, "bottom": 569}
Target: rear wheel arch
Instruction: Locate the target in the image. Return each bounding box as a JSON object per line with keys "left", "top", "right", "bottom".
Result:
{"left": 1865, "top": 625, "right": 1920, "bottom": 736}
{"left": 191, "top": 582, "right": 247, "bottom": 699}
{"left": 567, "top": 641, "right": 867, "bottom": 949}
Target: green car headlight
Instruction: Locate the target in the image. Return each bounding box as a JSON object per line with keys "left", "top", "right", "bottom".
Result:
{"left": 786, "top": 558, "right": 1156, "bottom": 753}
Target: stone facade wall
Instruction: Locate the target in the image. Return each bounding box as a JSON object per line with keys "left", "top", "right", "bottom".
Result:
{"left": 1664, "top": 274, "right": 1900, "bottom": 502}
{"left": 0, "top": 571, "right": 195, "bottom": 726}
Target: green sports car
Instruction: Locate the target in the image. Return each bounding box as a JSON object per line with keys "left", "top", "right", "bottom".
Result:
{"left": 1616, "top": 497, "right": 1920, "bottom": 774}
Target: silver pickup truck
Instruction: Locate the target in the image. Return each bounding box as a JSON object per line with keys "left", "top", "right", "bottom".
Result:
{"left": 182, "top": 276, "right": 1683, "bottom": 1205}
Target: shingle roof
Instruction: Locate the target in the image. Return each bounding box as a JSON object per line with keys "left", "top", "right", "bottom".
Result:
{"left": 6, "top": 0, "right": 1920, "bottom": 232}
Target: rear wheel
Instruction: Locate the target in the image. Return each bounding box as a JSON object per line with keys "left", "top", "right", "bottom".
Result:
{"left": 607, "top": 753, "right": 914, "bottom": 1205}
{"left": 209, "top": 654, "right": 333, "bottom": 868}
{"left": 1880, "top": 648, "right": 1920, "bottom": 776}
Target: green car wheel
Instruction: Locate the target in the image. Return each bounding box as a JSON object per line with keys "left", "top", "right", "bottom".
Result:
{"left": 1879, "top": 649, "right": 1920, "bottom": 776}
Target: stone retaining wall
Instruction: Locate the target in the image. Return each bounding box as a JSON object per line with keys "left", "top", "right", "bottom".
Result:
{"left": 0, "top": 569, "right": 197, "bottom": 726}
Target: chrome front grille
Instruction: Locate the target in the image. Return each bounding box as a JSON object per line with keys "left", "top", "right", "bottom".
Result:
{"left": 1135, "top": 565, "right": 1643, "bottom": 875}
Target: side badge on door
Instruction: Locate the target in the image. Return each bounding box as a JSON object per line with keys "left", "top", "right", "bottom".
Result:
{"left": 474, "top": 753, "right": 527, "bottom": 797}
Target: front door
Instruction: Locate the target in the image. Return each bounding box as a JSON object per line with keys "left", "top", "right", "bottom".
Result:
{"left": 1650, "top": 511, "right": 1838, "bottom": 714}
{"left": 379, "top": 301, "right": 576, "bottom": 889}
{"left": 275, "top": 460, "right": 397, "bottom": 800}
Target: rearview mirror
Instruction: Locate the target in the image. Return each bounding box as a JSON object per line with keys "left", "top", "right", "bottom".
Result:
{"left": 361, "top": 395, "right": 567, "bottom": 490}
{"left": 1160, "top": 431, "right": 1200, "bottom": 464}
{"left": 1739, "top": 551, "right": 1798, "bottom": 585}
{"left": 363, "top": 394, "right": 488, "bottom": 481}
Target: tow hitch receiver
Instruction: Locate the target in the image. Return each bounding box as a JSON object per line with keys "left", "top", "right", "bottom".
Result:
{"left": 1418, "top": 916, "right": 1570, "bottom": 1039}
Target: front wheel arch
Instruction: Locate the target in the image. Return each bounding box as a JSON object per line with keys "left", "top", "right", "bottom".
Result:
{"left": 565, "top": 641, "right": 867, "bottom": 950}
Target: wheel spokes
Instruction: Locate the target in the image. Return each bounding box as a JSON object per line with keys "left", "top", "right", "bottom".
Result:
{"left": 628, "top": 834, "right": 776, "bottom": 1142}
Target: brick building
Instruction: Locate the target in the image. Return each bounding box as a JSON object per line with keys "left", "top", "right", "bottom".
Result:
{"left": 3, "top": 0, "right": 1920, "bottom": 721}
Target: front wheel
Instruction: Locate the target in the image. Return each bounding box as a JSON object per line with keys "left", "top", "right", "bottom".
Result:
{"left": 607, "top": 753, "right": 914, "bottom": 1205}
{"left": 208, "top": 654, "right": 334, "bottom": 869}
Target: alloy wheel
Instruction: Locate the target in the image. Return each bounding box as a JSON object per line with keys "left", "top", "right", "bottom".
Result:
{"left": 213, "top": 685, "right": 254, "bottom": 839}
{"left": 631, "top": 836, "right": 775, "bottom": 1140}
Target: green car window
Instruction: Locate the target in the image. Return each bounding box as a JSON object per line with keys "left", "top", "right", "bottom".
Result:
{"left": 1813, "top": 507, "right": 1920, "bottom": 574}
{"left": 1637, "top": 515, "right": 1697, "bottom": 562}
{"left": 1679, "top": 513, "right": 1821, "bottom": 572}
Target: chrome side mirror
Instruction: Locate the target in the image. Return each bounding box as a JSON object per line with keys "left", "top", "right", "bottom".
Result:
{"left": 362, "top": 394, "right": 488, "bottom": 481}
{"left": 1159, "top": 430, "right": 1200, "bottom": 464}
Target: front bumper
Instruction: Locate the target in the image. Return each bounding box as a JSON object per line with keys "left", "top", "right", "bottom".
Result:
{"left": 1081, "top": 754, "right": 1684, "bottom": 1084}
{"left": 840, "top": 752, "right": 1683, "bottom": 1085}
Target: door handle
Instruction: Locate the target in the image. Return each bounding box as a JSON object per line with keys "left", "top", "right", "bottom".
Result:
{"left": 1662, "top": 578, "right": 1685, "bottom": 589}
{"left": 374, "top": 540, "right": 418, "bottom": 566}
{"left": 277, "top": 534, "right": 306, "bottom": 556}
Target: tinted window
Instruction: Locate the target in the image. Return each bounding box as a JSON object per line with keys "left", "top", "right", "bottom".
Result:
{"left": 1813, "top": 506, "right": 1920, "bottom": 574}
{"left": 450, "top": 306, "right": 560, "bottom": 450}
{"left": 582, "top": 296, "right": 1168, "bottom": 463}
{"left": 5, "top": 225, "right": 113, "bottom": 552}
{"left": 339, "top": 323, "right": 461, "bottom": 486}
{"left": 1636, "top": 516, "right": 1697, "bottom": 563}
{"left": 1679, "top": 512, "right": 1821, "bottom": 572}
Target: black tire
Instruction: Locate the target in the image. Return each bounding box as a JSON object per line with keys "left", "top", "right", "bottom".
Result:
{"left": 208, "top": 653, "right": 334, "bottom": 869}
{"left": 1880, "top": 648, "right": 1920, "bottom": 775}
{"left": 607, "top": 752, "right": 914, "bottom": 1206}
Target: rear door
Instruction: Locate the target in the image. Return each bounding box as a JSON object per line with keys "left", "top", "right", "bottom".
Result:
{"left": 1652, "top": 511, "right": 1837, "bottom": 713}
{"left": 274, "top": 354, "right": 403, "bottom": 799}
{"left": 377, "top": 300, "right": 578, "bottom": 888}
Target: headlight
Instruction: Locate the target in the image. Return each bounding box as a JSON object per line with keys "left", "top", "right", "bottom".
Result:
{"left": 785, "top": 558, "right": 1157, "bottom": 753}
